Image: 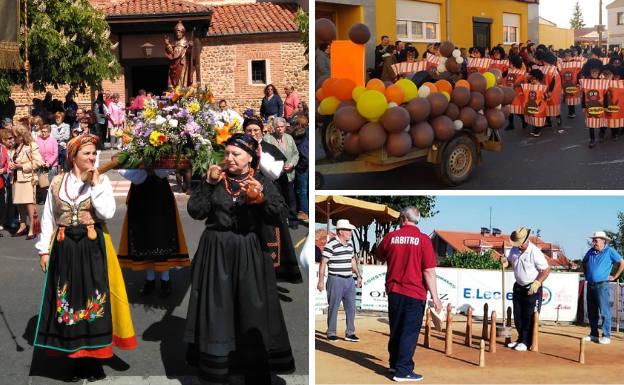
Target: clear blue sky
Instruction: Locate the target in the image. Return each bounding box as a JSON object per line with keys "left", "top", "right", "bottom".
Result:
{"left": 415, "top": 196, "right": 623, "bottom": 260}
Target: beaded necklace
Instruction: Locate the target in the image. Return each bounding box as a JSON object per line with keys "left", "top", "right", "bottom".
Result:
{"left": 63, "top": 173, "right": 87, "bottom": 225}
{"left": 223, "top": 168, "right": 254, "bottom": 202}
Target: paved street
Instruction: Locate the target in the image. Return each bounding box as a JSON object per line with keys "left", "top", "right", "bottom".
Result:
{"left": 0, "top": 173, "right": 309, "bottom": 385}
{"left": 318, "top": 110, "right": 624, "bottom": 190}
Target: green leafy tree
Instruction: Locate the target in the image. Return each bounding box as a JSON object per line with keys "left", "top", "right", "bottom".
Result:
{"left": 347, "top": 196, "right": 438, "bottom": 261}
{"left": 294, "top": 8, "right": 309, "bottom": 71}
{"left": 570, "top": 1, "right": 585, "bottom": 30}
{"left": 439, "top": 249, "right": 501, "bottom": 270}
{"left": 0, "top": 0, "right": 121, "bottom": 101}
{"left": 603, "top": 211, "right": 624, "bottom": 282}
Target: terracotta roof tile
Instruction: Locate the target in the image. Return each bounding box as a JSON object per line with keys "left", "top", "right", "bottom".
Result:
{"left": 208, "top": 3, "right": 299, "bottom": 36}
{"left": 98, "top": 0, "right": 211, "bottom": 17}
{"left": 433, "top": 230, "right": 572, "bottom": 268}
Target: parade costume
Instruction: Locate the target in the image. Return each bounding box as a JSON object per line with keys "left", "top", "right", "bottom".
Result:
{"left": 34, "top": 135, "right": 136, "bottom": 380}
{"left": 538, "top": 64, "right": 562, "bottom": 119}
{"left": 505, "top": 67, "right": 528, "bottom": 129}
{"left": 560, "top": 60, "right": 582, "bottom": 117}
{"left": 466, "top": 57, "right": 492, "bottom": 74}
{"left": 117, "top": 169, "right": 190, "bottom": 273}
{"left": 489, "top": 59, "right": 509, "bottom": 74}
{"left": 606, "top": 80, "right": 624, "bottom": 131}
{"left": 184, "top": 134, "right": 295, "bottom": 385}
{"left": 521, "top": 83, "right": 547, "bottom": 128}
{"left": 580, "top": 76, "right": 610, "bottom": 145}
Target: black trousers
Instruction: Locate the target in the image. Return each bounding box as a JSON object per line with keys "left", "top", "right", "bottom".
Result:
{"left": 512, "top": 282, "right": 542, "bottom": 347}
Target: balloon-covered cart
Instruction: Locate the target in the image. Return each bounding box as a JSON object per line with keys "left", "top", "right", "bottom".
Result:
{"left": 315, "top": 20, "right": 512, "bottom": 187}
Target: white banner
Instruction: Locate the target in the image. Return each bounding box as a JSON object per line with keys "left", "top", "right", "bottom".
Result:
{"left": 316, "top": 264, "right": 580, "bottom": 322}
{"left": 314, "top": 263, "right": 328, "bottom": 315}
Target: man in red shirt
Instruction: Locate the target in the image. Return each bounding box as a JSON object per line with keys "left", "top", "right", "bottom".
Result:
{"left": 376, "top": 207, "right": 442, "bottom": 382}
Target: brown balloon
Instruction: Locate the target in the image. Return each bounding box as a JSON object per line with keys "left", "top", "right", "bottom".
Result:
{"left": 501, "top": 86, "right": 516, "bottom": 105}
{"left": 459, "top": 106, "right": 478, "bottom": 127}
{"left": 386, "top": 132, "right": 412, "bottom": 157}
{"left": 473, "top": 115, "right": 488, "bottom": 133}
{"left": 334, "top": 106, "right": 367, "bottom": 133}
{"left": 445, "top": 103, "right": 460, "bottom": 121}
{"left": 344, "top": 133, "right": 361, "bottom": 155}
{"left": 431, "top": 115, "right": 455, "bottom": 141}
{"left": 439, "top": 41, "right": 455, "bottom": 58}
{"left": 485, "top": 87, "right": 504, "bottom": 108}
{"left": 380, "top": 106, "right": 411, "bottom": 133}
{"left": 489, "top": 68, "right": 503, "bottom": 81}
{"left": 451, "top": 86, "right": 471, "bottom": 107}
{"left": 445, "top": 56, "right": 460, "bottom": 73}
{"left": 469, "top": 91, "right": 485, "bottom": 111}
{"left": 468, "top": 72, "right": 487, "bottom": 94}
{"left": 349, "top": 23, "right": 371, "bottom": 45}
{"left": 337, "top": 100, "right": 356, "bottom": 111}
{"left": 359, "top": 122, "right": 388, "bottom": 151}
{"left": 406, "top": 97, "right": 431, "bottom": 123}
{"left": 485, "top": 109, "right": 506, "bottom": 130}
{"left": 410, "top": 122, "right": 434, "bottom": 148}
{"left": 427, "top": 92, "right": 449, "bottom": 117}
{"left": 316, "top": 18, "right": 336, "bottom": 42}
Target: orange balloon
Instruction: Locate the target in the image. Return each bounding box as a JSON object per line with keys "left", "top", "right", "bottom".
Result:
{"left": 322, "top": 78, "right": 341, "bottom": 98}
{"left": 422, "top": 82, "right": 438, "bottom": 93}
{"left": 435, "top": 79, "right": 453, "bottom": 95}
{"left": 384, "top": 84, "right": 405, "bottom": 104}
{"left": 334, "top": 78, "right": 357, "bottom": 101}
{"left": 366, "top": 78, "right": 386, "bottom": 93}
{"left": 316, "top": 88, "right": 326, "bottom": 101}
{"left": 455, "top": 79, "right": 471, "bottom": 90}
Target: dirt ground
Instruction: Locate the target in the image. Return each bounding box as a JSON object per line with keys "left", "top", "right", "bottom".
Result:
{"left": 315, "top": 311, "right": 624, "bottom": 384}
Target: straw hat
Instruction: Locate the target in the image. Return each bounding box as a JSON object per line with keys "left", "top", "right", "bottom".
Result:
{"left": 336, "top": 219, "right": 355, "bottom": 231}
{"left": 509, "top": 227, "right": 531, "bottom": 247}
{"left": 589, "top": 231, "right": 611, "bottom": 241}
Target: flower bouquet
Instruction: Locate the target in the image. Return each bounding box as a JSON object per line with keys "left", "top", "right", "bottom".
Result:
{"left": 114, "top": 85, "right": 242, "bottom": 175}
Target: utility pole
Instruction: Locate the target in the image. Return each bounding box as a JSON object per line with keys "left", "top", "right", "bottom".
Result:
{"left": 489, "top": 206, "right": 492, "bottom": 231}
{"left": 598, "top": 0, "right": 603, "bottom": 50}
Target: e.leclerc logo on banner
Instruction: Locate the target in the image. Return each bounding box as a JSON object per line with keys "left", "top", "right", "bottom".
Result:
{"left": 463, "top": 285, "right": 552, "bottom": 305}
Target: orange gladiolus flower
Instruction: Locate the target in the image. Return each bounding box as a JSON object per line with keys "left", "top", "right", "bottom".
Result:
{"left": 216, "top": 125, "right": 232, "bottom": 145}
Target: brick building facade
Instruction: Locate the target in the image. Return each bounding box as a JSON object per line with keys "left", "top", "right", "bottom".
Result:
{"left": 10, "top": 0, "right": 308, "bottom": 119}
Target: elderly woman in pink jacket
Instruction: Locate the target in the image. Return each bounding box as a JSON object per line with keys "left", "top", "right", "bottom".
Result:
{"left": 35, "top": 124, "right": 58, "bottom": 203}
{"left": 107, "top": 93, "right": 125, "bottom": 150}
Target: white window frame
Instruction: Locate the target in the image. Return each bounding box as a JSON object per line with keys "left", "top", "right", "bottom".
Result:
{"left": 503, "top": 13, "right": 520, "bottom": 44}
{"left": 248, "top": 59, "right": 271, "bottom": 86}
{"left": 618, "top": 12, "right": 624, "bottom": 25}
{"left": 396, "top": 19, "right": 439, "bottom": 43}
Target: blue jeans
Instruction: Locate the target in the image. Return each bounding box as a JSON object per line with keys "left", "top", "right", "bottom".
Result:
{"left": 587, "top": 281, "right": 611, "bottom": 337}
{"left": 295, "top": 170, "right": 308, "bottom": 214}
{"left": 388, "top": 292, "right": 425, "bottom": 377}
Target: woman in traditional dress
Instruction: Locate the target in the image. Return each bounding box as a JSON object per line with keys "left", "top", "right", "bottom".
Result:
{"left": 34, "top": 134, "right": 137, "bottom": 382}
{"left": 185, "top": 133, "right": 295, "bottom": 385}
{"left": 117, "top": 168, "right": 190, "bottom": 297}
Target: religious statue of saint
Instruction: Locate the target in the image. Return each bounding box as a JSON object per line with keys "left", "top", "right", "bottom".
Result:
{"left": 165, "top": 21, "right": 201, "bottom": 89}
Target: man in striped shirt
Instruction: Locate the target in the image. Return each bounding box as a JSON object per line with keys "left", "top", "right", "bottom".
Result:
{"left": 317, "top": 219, "right": 362, "bottom": 342}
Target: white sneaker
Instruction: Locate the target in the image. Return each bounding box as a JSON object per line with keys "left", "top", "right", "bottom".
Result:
{"left": 599, "top": 337, "right": 611, "bottom": 344}
{"left": 507, "top": 341, "right": 518, "bottom": 348}
{"left": 583, "top": 335, "right": 599, "bottom": 342}
{"left": 514, "top": 343, "right": 528, "bottom": 351}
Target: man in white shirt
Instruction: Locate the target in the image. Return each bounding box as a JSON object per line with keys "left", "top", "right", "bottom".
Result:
{"left": 501, "top": 227, "right": 550, "bottom": 352}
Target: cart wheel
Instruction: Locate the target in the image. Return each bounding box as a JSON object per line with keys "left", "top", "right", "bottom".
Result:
{"left": 315, "top": 172, "right": 325, "bottom": 189}
{"left": 321, "top": 119, "right": 345, "bottom": 159}
{"left": 436, "top": 135, "right": 476, "bottom": 186}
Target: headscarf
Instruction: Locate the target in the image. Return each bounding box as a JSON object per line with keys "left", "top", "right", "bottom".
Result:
{"left": 66, "top": 133, "right": 98, "bottom": 169}
{"left": 224, "top": 133, "right": 259, "bottom": 169}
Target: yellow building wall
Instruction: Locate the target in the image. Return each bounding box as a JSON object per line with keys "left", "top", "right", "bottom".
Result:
{"left": 449, "top": 0, "right": 528, "bottom": 50}
{"left": 539, "top": 24, "right": 574, "bottom": 49}
{"left": 374, "top": 0, "right": 446, "bottom": 57}
{"left": 316, "top": 3, "right": 363, "bottom": 40}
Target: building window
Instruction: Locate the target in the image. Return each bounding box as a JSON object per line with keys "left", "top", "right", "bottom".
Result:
{"left": 503, "top": 13, "right": 520, "bottom": 44}
{"left": 395, "top": 0, "right": 440, "bottom": 42}
{"left": 250, "top": 60, "right": 267, "bottom": 85}
{"left": 619, "top": 12, "right": 624, "bottom": 25}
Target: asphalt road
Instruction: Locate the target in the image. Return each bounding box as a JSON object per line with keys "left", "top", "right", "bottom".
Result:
{"left": 0, "top": 189, "right": 309, "bottom": 385}
{"left": 317, "top": 109, "right": 624, "bottom": 190}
